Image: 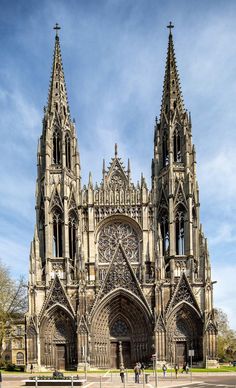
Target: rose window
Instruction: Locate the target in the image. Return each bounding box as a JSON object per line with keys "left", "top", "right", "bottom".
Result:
{"left": 98, "top": 222, "right": 139, "bottom": 263}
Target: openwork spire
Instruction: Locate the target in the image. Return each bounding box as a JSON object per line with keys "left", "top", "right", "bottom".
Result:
{"left": 47, "top": 24, "right": 70, "bottom": 118}
{"left": 160, "top": 23, "right": 185, "bottom": 120}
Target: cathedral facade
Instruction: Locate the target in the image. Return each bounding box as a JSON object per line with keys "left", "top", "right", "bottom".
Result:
{"left": 26, "top": 25, "right": 217, "bottom": 371}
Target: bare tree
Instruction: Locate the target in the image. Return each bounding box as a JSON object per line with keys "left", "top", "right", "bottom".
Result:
{"left": 0, "top": 260, "right": 27, "bottom": 357}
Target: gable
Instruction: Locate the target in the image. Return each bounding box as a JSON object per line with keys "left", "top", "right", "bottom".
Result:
{"left": 39, "top": 275, "right": 75, "bottom": 320}
{"left": 93, "top": 245, "right": 149, "bottom": 311}
{"left": 166, "top": 273, "right": 201, "bottom": 316}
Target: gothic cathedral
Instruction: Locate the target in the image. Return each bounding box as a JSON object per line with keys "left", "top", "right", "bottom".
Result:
{"left": 26, "top": 25, "right": 217, "bottom": 371}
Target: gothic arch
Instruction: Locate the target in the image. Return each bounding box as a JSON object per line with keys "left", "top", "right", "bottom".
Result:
{"left": 166, "top": 302, "right": 203, "bottom": 363}
{"left": 40, "top": 306, "right": 77, "bottom": 370}
{"left": 175, "top": 204, "right": 186, "bottom": 255}
{"left": 52, "top": 130, "right": 61, "bottom": 164}
{"left": 95, "top": 214, "right": 142, "bottom": 238}
{"left": 90, "top": 289, "right": 153, "bottom": 368}
{"left": 65, "top": 132, "right": 71, "bottom": 169}
{"left": 52, "top": 207, "right": 63, "bottom": 257}
{"left": 68, "top": 210, "right": 77, "bottom": 260}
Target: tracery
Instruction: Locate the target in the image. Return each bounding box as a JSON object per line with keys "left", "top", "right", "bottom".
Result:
{"left": 98, "top": 221, "right": 139, "bottom": 263}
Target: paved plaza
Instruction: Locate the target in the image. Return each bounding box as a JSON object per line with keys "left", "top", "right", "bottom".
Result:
{"left": 0, "top": 372, "right": 236, "bottom": 388}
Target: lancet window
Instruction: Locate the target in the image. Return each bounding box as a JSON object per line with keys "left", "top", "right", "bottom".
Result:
{"left": 160, "top": 213, "right": 169, "bottom": 255}
{"left": 53, "top": 210, "right": 63, "bottom": 257}
{"left": 53, "top": 131, "right": 61, "bottom": 164}
{"left": 65, "top": 134, "right": 71, "bottom": 169}
{"left": 162, "top": 131, "right": 169, "bottom": 167}
{"left": 68, "top": 213, "right": 77, "bottom": 259}
{"left": 173, "top": 126, "right": 182, "bottom": 162}
{"left": 175, "top": 207, "right": 185, "bottom": 255}
{"left": 39, "top": 212, "right": 45, "bottom": 264}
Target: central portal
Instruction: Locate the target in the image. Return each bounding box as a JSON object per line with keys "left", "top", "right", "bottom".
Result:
{"left": 91, "top": 292, "right": 153, "bottom": 368}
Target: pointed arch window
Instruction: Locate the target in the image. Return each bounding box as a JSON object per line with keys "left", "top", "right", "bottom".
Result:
{"left": 175, "top": 207, "right": 185, "bottom": 255}
{"left": 68, "top": 213, "right": 77, "bottom": 259}
{"left": 53, "top": 131, "right": 61, "bottom": 164}
{"left": 65, "top": 134, "right": 71, "bottom": 169}
{"left": 39, "top": 211, "right": 45, "bottom": 264}
{"left": 53, "top": 210, "right": 63, "bottom": 257}
{"left": 160, "top": 213, "right": 169, "bottom": 255}
{"left": 173, "top": 126, "right": 182, "bottom": 162}
{"left": 162, "top": 131, "right": 169, "bottom": 167}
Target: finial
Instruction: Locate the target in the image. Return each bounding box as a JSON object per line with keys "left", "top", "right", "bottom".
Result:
{"left": 127, "top": 158, "right": 130, "bottom": 173}
{"left": 115, "top": 143, "right": 118, "bottom": 158}
{"left": 53, "top": 23, "right": 61, "bottom": 38}
{"left": 88, "top": 171, "right": 93, "bottom": 187}
{"left": 167, "top": 21, "right": 174, "bottom": 35}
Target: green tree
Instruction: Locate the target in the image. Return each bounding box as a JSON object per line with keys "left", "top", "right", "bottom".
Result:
{"left": 215, "top": 308, "right": 236, "bottom": 362}
{"left": 0, "top": 260, "right": 27, "bottom": 358}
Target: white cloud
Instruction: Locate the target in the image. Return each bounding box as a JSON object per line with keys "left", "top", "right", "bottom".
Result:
{"left": 198, "top": 149, "right": 236, "bottom": 205}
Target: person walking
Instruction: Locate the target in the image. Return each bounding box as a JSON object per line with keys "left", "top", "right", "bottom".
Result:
{"left": 30, "top": 364, "right": 33, "bottom": 374}
{"left": 181, "top": 363, "right": 186, "bottom": 373}
{"left": 186, "top": 363, "right": 189, "bottom": 374}
{"left": 134, "top": 363, "right": 140, "bottom": 383}
{"left": 120, "top": 366, "right": 125, "bottom": 383}
{"left": 0, "top": 371, "right": 2, "bottom": 388}
{"left": 162, "top": 364, "right": 167, "bottom": 377}
{"left": 174, "top": 364, "right": 179, "bottom": 379}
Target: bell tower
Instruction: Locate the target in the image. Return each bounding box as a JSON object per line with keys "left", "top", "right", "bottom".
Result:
{"left": 27, "top": 25, "right": 81, "bottom": 371}
{"left": 152, "top": 23, "right": 217, "bottom": 366}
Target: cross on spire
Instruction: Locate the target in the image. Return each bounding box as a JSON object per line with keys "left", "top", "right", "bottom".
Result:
{"left": 53, "top": 23, "right": 61, "bottom": 37}
{"left": 167, "top": 21, "right": 174, "bottom": 34}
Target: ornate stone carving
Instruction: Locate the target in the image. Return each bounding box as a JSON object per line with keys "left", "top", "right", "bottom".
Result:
{"left": 170, "top": 275, "right": 196, "bottom": 310}
{"left": 109, "top": 172, "right": 126, "bottom": 190}
{"left": 98, "top": 222, "right": 139, "bottom": 263}
{"left": 99, "top": 247, "right": 141, "bottom": 299}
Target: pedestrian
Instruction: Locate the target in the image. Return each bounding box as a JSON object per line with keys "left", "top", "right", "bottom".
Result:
{"left": 162, "top": 363, "right": 167, "bottom": 377}
{"left": 0, "top": 371, "right": 2, "bottom": 388}
{"left": 30, "top": 364, "right": 33, "bottom": 374}
{"left": 120, "top": 366, "right": 125, "bottom": 383}
{"left": 174, "top": 364, "right": 179, "bottom": 379}
{"left": 186, "top": 363, "right": 189, "bottom": 374}
{"left": 134, "top": 362, "right": 141, "bottom": 383}
{"left": 181, "top": 363, "right": 186, "bottom": 373}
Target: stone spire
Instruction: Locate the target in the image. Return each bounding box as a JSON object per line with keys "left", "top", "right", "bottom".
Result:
{"left": 47, "top": 24, "right": 70, "bottom": 118}
{"left": 160, "top": 22, "right": 185, "bottom": 120}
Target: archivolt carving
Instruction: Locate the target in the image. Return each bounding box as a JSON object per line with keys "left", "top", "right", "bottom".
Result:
{"left": 98, "top": 221, "right": 139, "bottom": 263}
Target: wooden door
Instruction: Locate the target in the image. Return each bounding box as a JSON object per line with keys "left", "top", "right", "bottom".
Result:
{"left": 176, "top": 342, "right": 186, "bottom": 367}
{"left": 110, "top": 342, "right": 118, "bottom": 368}
{"left": 122, "top": 341, "right": 131, "bottom": 368}
{"left": 56, "top": 345, "right": 66, "bottom": 370}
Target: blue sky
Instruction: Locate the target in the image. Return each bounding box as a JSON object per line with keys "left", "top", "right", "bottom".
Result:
{"left": 0, "top": 0, "right": 236, "bottom": 329}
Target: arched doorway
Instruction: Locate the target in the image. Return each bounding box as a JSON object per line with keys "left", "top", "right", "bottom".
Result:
{"left": 40, "top": 307, "right": 77, "bottom": 370}
{"left": 167, "top": 303, "right": 203, "bottom": 366}
{"left": 91, "top": 291, "right": 153, "bottom": 368}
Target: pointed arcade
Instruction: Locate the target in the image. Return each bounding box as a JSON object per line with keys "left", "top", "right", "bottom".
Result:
{"left": 47, "top": 24, "right": 70, "bottom": 118}
{"left": 160, "top": 22, "right": 185, "bottom": 120}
